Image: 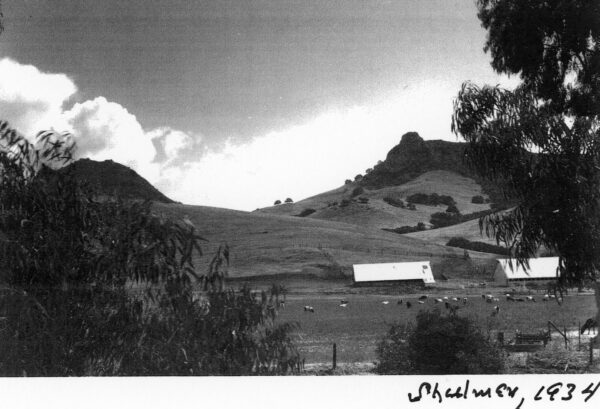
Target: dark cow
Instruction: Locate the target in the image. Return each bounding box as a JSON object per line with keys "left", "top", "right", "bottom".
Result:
{"left": 418, "top": 295, "right": 428, "bottom": 301}
{"left": 406, "top": 301, "right": 412, "bottom": 309}
{"left": 304, "top": 306, "right": 314, "bottom": 313}
{"left": 581, "top": 318, "right": 598, "bottom": 335}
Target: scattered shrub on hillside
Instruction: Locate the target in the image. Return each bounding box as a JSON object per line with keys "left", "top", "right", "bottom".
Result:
{"left": 365, "top": 168, "right": 373, "bottom": 174}
{"left": 471, "top": 195, "right": 485, "bottom": 204}
{"left": 430, "top": 211, "right": 461, "bottom": 228}
{"left": 383, "top": 223, "right": 427, "bottom": 235}
{"left": 383, "top": 196, "right": 405, "bottom": 208}
{"left": 284, "top": 197, "right": 293, "bottom": 203}
{"left": 354, "top": 174, "right": 363, "bottom": 182}
{"left": 358, "top": 197, "right": 369, "bottom": 204}
{"left": 296, "top": 208, "right": 316, "bottom": 217}
{"left": 339, "top": 198, "right": 351, "bottom": 207}
{"left": 0, "top": 123, "right": 302, "bottom": 376}
{"left": 446, "top": 237, "right": 511, "bottom": 256}
{"left": 344, "top": 179, "right": 352, "bottom": 185}
{"left": 274, "top": 199, "right": 282, "bottom": 205}
{"left": 376, "top": 309, "right": 504, "bottom": 374}
{"left": 446, "top": 203, "right": 460, "bottom": 214}
{"left": 407, "top": 193, "right": 456, "bottom": 207}
{"left": 351, "top": 186, "right": 364, "bottom": 197}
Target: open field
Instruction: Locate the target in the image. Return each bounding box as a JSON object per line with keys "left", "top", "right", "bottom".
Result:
{"left": 276, "top": 290, "right": 597, "bottom": 366}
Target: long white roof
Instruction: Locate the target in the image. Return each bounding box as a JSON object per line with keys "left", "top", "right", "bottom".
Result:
{"left": 353, "top": 261, "right": 435, "bottom": 284}
{"left": 496, "top": 257, "right": 560, "bottom": 280}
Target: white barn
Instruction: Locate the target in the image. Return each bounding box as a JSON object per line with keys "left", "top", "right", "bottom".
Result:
{"left": 493, "top": 257, "right": 560, "bottom": 286}
{"left": 353, "top": 261, "right": 435, "bottom": 286}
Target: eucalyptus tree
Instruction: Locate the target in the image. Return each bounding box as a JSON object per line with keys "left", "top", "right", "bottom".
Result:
{"left": 452, "top": 0, "right": 600, "bottom": 341}
{"left": 0, "top": 123, "right": 301, "bottom": 375}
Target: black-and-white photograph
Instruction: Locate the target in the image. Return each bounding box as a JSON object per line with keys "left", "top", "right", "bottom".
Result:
{"left": 0, "top": 0, "right": 598, "bottom": 399}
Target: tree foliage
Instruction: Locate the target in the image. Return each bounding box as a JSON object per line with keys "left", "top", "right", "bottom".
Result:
{"left": 0, "top": 122, "right": 302, "bottom": 375}
{"left": 376, "top": 309, "right": 504, "bottom": 374}
{"left": 452, "top": 0, "right": 600, "bottom": 289}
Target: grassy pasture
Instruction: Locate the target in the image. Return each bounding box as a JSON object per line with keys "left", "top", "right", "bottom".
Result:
{"left": 276, "top": 292, "right": 596, "bottom": 365}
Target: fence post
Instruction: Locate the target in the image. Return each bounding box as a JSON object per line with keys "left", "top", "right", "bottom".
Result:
{"left": 590, "top": 340, "right": 594, "bottom": 366}
{"left": 578, "top": 321, "right": 581, "bottom": 351}
{"left": 564, "top": 326, "right": 568, "bottom": 350}
{"left": 332, "top": 343, "right": 337, "bottom": 370}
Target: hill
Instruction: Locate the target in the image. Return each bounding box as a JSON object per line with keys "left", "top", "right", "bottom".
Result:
{"left": 153, "top": 202, "right": 497, "bottom": 284}
{"left": 257, "top": 133, "right": 505, "bottom": 233}
{"left": 58, "top": 158, "right": 174, "bottom": 203}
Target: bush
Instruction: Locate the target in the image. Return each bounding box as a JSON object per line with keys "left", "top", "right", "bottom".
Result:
{"left": 446, "top": 203, "right": 460, "bottom": 214}
{"left": 383, "top": 196, "right": 405, "bottom": 208}
{"left": 354, "top": 174, "right": 363, "bottom": 182}
{"left": 471, "top": 195, "right": 485, "bottom": 204}
{"left": 344, "top": 179, "right": 352, "bottom": 185}
{"left": 274, "top": 200, "right": 282, "bottom": 205}
{"left": 430, "top": 211, "right": 461, "bottom": 227}
{"left": 339, "top": 199, "right": 351, "bottom": 207}
{"left": 446, "top": 237, "right": 511, "bottom": 256}
{"left": 376, "top": 309, "right": 504, "bottom": 374}
{"left": 351, "top": 186, "right": 364, "bottom": 197}
{"left": 383, "top": 223, "right": 426, "bottom": 235}
{"left": 358, "top": 197, "right": 369, "bottom": 204}
{"left": 407, "top": 193, "right": 456, "bottom": 207}
{"left": 296, "top": 208, "right": 316, "bottom": 217}
{"left": 0, "top": 123, "right": 302, "bottom": 376}
{"left": 284, "top": 197, "right": 293, "bottom": 203}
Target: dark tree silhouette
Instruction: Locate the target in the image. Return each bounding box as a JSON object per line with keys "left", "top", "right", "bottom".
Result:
{"left": 452, "top": 0, "right": 600, "bottom": 343}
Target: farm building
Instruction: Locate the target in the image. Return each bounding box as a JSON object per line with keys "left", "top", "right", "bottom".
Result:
{"left": 493, "top": 257, "right": 560, "bottom": 286}
{"left": 352, "top": 261, "right": 435, "bottom": 287}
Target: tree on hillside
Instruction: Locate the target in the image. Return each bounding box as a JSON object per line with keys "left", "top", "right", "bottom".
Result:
{"left": 452, "top": 0, "right": 600, "bottom": 341}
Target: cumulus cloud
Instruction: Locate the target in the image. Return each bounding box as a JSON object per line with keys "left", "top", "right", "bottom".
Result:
{"left": 0, "top": 58, "right": 76, "bottom": 137}
{"left": 0, "top": 57, "right": 518, "bottom": 211}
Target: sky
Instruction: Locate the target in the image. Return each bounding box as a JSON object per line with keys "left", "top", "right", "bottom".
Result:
{"left": 0, "top": 0, "right": 519, "bottom": 210}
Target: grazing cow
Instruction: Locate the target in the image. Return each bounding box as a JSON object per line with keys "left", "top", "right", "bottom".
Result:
{"left": 506, "top": 295, "right": 515, "bottom": 302}
{"left": 462, "top": 297, "right": 468, "bottom": 304}
{"left": 397, "top": 299, "right": 403, "bottom": 305}
{"left": 406, "top": 301, "right": 412, "bottom": 309}
{"left": 493, "top": 298, "right": 500, "bottom": 302}
{"left": 481, "top": 294, "right": 486, "bottom": 300}
{"left": 452, "top": 297, "right": 459, "bottom": 302}
{"left": 491, "top": 305, "right": 500, "bottom": 317}
{"left": 445, "top": 302, "right": 450, "bottom": 309}
{"left": 516, "top": 298, "right": 525, "bottom": 302}
{"left": 526, "top": 296, "right": 535, "bottom": 302}
{"left": 304, "top": 306, "right": 314, "bottom": 313}
{"left": 382, "top": 300, "right": 389, "bottom": 305}
{"left": 580, "top": 318, "right": 598, "bottom": 335}
{"left": 418, "top": 295, "right": 428, "bottom": 301}
{"left": 339, "top": 301, "right": 348, "bottom": 308}
{"left": 279, "top": 301, "right": 286, "bottom": 308}
{"left": 418, "top": 300, "right": 425, "bottom": 304}
{"left": 435, "top": 298, "right": 443, "bottom": 303}
{"left": 543, "top": 294, "right": 549, "bottom": 301}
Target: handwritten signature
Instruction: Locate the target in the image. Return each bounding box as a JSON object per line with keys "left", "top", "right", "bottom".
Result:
{"left": 408, "top": 380, "right": 600, "bottom": 408}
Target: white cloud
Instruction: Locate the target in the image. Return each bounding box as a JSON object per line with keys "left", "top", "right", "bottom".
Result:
{"left": 0, "top": 57, "right": 520, "bottom": 212}
{"left": 0, "top": 58, "right": 76, "bottom": 137}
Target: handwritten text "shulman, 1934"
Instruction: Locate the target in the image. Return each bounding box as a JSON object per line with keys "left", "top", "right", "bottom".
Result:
{"left": 408, "top": 380, "right": 600, "bottom": 409}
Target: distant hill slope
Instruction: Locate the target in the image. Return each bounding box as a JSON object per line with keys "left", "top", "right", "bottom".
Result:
{"left": 257, "top": 170, "right": 491, "bottom": 230}
{"left": 58, "top": 159, "right": 174, "bottom": 203}
{"left": 257, "top": 132, "right": 515, "bottom": 241}
{"left": 154, "top": 202, "right": 497, "bottom": 281}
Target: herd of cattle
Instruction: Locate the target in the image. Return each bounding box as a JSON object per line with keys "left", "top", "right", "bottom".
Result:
{"left": 301, "top": 293, "right": 598, "bottom": 334}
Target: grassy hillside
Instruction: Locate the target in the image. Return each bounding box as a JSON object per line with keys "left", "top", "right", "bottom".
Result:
{"left": 153, "top": 202, "right": 497, "bottom": 283}
{"left": 257, "top": 170, "right": 491, "bottom": 230}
